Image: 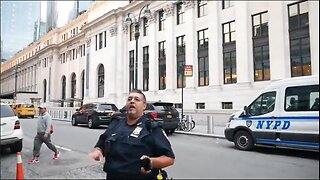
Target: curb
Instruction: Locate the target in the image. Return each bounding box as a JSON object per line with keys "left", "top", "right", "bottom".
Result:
{"left": 175, "top": 131, "right": 226, "bottom": 139}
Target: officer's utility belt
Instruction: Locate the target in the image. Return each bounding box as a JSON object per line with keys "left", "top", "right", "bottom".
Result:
{"left": 157, "top": 169, "right": 172, "bottom": 180}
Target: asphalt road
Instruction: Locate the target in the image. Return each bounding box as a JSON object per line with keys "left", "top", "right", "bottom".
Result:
{"left": 1, "top": 118, "right": 318, "bottom": 179}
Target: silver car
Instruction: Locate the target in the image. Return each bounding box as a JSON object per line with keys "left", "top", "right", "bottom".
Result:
{"left": 0, "top": 102, "right": 23, "bottom": 153}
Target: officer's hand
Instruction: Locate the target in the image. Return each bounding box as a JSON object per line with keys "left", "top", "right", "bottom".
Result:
{"left": 44, "top": 133, "right": 49, "bottom": 139}
{"left": 88, "top": 148, "right": 103, "bottom": 161}
{"left": 140, "top": 155, "right": 152, "bottom": 174}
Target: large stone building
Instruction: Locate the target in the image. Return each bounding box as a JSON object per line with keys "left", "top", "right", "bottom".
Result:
{"left": 0, "top": 0, "right": 319, "bottom": 110}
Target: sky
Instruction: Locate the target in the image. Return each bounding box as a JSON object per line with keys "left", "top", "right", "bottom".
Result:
{"left": 1, "top": 1, "right": 93, "bottom": 61}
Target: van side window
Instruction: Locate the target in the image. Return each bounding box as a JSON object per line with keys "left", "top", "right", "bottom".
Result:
{"left": 248, "top": 91, "right": 276, "bottom": 116}
{"left": 285, "top": 85, "right": 319, "bottom": 111}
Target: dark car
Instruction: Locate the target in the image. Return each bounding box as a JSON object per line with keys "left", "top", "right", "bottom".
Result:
{"left": 112, "top": 101, "right": 180, "bottom": 134}
{"left": 71, "top": 102, "right": 118, "bottom": 128}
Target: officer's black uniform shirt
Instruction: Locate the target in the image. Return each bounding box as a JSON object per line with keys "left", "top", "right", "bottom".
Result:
{"left": 94, "top": 115, "right": 175, "bottom": 179}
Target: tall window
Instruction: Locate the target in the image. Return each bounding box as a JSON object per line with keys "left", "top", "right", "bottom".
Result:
{"left": 177, "top": 35, "right": 186, "bottom": 88}
{"left": 158, "top": 41, "right": 166, "bottom": 90}
{"left": 198, "top": 29, "right": 209, "bottom": 86}
{"left": 71, "top": 73, "right": 76, "bottom": 98}
{"left": 177, "top": 2, "right": 184, "bottom": 25}
{"left": 129, "top": 50, "right": 134, "bottom": 91}
{"left": 223, "top": 21, "right": 236, "bottom": 43}
{"left": 159, "top": 10, "right": 165, "bottom": 31}
{"left": 222, "top": 0, "right": 234, "bottom": 9}
{"left": 223, "top": 51, "right": 237, "bottom": 84}
{"left": 252, "top": 12, "right": 270, "bottom": 81}
{"left": 61, "top": 76, "right": 66, "bottom": 100}
{"left": 97, "top": 65, "right": 104, "bottom": 98}
{"left": 99, "top": 33, "right": 103, "bottom": 49}
{"left": 130, "top": 24, "right": 135, "bottom": 41}
{"left": 143, "top": 46, "right": 149, "bottom": 91}
{"left": 288, "top": 1, "right": 311, "bottom": 77}
{"left": 104, "top": 31, "right": 107, "bottom": 47}
{"left": 95, "top": 35, "right": 97, "bottom": 51}
{"left": 43, "top": 79, "right": 47, "bottom": 102}
{"left": 253, "top": 45, "right": 270, "bottom": 81}
{"left": 223, "top": 21, "right": 237, "bottom": 84}
{"left": 143, "top": 17, "right": 149, "bottom": 36}
{"left": 198, "top": 0, "right": 207, "bottom": 17}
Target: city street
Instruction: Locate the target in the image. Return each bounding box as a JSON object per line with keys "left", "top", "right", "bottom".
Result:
{"left": 1, "top": 118, "right": 319, "bottom": 179}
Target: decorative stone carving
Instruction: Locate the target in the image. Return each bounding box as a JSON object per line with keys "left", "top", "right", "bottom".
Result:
{"left": 148, "top": 12, "right": 157, "bottom": 24}
{"left": 183, "top": 0, "right": 195, "bottom": 10}
{"left": 109, "top": 25, "right": 118, "bottom": 37}
{"left": 49, "top": 55, "right": 53, "bottom": 63}
{"left": 86, "top": 38, "right": 91, "bottom": 47}
{"left": 163, "top": 3, "right": 174, "bottom": 17}
{"left": 122, "top": 22, "right": 128, "bottom": 34}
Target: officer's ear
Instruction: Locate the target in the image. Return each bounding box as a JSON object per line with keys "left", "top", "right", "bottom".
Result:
{"left": 143, "top": 102, "right": 147, "bottom": 110}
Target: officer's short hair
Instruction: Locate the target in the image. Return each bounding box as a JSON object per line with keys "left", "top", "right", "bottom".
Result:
{"left": 129, "top": 89, "right": 146, "bottom": 102}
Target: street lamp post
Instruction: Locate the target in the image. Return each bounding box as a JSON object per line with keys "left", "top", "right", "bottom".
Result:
{"left": 125, "top": 4, "right": 151, "bottom": 90}
{"left": 13, "top": 65, "right": 21, "bottom": 101}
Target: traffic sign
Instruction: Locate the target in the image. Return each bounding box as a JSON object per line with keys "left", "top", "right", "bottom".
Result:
{"left": 184, "top": 65, "right": 193, "bottom": 77}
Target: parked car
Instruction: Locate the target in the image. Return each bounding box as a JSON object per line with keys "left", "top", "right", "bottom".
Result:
{"left": 112, "top": 101, "right": 180, "bottom": 134}
{"left": 71, "top": 102, "right": 118, "bottom": 128}
{"left": 0, "top": 102, "right": 23, "bottom": 153}
{"left": 11, "top": 103, "right": 36, "bottom": 118}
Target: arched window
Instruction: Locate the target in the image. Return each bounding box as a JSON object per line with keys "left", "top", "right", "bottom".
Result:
{"left": 43, "top": 79, "right": 47, "bottom": 102}
{"left": 98, "top": 65, "right": 104, "bottom": 98}
{"left": 71, "top": 73, "right": 76, "bottom": 98}
{"left": 61, "top": 76, "right": 66, "bottom": 99}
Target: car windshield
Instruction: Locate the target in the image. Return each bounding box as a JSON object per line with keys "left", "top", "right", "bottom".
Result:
{"left": 98, "top": 104, "right": 118, "bottom": 111}
{"left": 1, "top": 105, "right": 16, "bottom": 118}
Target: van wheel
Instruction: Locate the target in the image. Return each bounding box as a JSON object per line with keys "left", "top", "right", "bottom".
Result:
{"left": 10, "top": 140, "right": 23, "bottom": 153}
{"left": 72, "top": 116, "right": 78, "bottom": 126}
{"left": 234, "top": 130, "right": 254, "bottom": 151}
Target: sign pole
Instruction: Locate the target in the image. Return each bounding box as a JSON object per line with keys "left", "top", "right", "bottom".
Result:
{"left": 181, "top": 65, "right": 184, "bottom": 121}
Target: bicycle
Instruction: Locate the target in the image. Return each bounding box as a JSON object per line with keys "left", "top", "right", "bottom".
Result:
{"left": 176, "top": 115, "right": 196, "bottom": 132}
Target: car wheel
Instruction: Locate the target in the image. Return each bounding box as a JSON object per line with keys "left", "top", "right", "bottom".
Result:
{"left": 88, "top": 117, "right": 95, "bottom": 129}
{"left": 31, "top": 116, "right": 34, "bottom": 119}
{"left": 10, "top": 140, "right": 23, "bottom": 153}
{"left": 71, "top": 116, "right": 78, "bottom": 126}
{"left": 234, "top": 130, "right": 254, "bottom": 151}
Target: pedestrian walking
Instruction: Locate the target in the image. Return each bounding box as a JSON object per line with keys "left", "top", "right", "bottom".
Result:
{"left": 89, "top": 89, "right": 175, "bottom": 179}
{"left": 28, "top": 105, "right": 59, "bottom": 164}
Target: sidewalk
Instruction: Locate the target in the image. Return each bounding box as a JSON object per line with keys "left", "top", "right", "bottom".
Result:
{"left": 53, "top": 118, "right": 226, "bottom": 139}
{"left": 175, "top": 124, "right": 226, "bottom": 139}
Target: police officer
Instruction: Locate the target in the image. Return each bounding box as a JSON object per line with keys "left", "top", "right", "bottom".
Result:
{"left": 89, "top": 89, "right": 175, "bottom": 179}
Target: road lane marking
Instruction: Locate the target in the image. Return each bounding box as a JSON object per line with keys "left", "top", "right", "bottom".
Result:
{"left": 55, "top": 145, "right": 72, "bottom": 151}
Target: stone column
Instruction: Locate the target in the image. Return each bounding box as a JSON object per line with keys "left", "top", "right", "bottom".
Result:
{"left": 85, "top": 37, "right": 91, "bottom": 99}
{"left": 148, "top": 11, "right": 158, "bottom": 92}
{"left": 207, "top": 1, "right": 221, "bottom": 87}
{"left": 268, "top": 2, "right": 290, "bottom": 80}
{"left": 235, "top": 1, "right": 252, "bottom": 85}
{"left": 163, "top": 3, "right": 175, "bottom": 91}
{"left": 184, "top": 1, "right": 196, "bottom": 88}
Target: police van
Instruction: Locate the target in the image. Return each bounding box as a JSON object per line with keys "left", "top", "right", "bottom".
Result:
{"left": 224, "top": 75, "right": 319, "bottom": 151}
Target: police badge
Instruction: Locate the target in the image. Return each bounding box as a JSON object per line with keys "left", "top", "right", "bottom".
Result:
{"left": 246, "top": 120, "right": 252, "bottom": 127}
